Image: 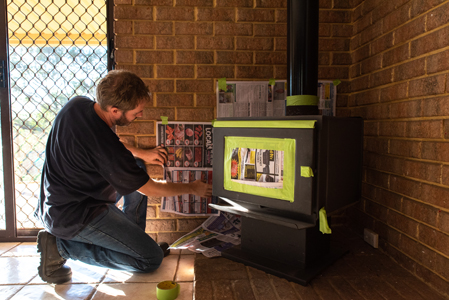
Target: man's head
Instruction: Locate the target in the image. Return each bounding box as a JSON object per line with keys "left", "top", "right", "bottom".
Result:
{"left": 96, "top": 70, "right": 151, "bottom": 126}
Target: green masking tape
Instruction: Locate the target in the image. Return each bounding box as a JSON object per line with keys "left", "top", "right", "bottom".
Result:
{"left": 333, "top": 79, "right": 341, "bottom": 86}
{"left": 157, "top": 281, "right": 180, "bottom": 300}
{"left": 300, "top": 166, "right": 314, "bottom": 177}
{"left": 319, "top": 207, "right": 332, "bottom": 234}
{"left": 218, "top": 77, "right": 227, "bottom": 91}
{"left": 286, "top": 95, "right": 319, "bottom": 106}
{"left": 161, "top": 116, "right": 168, "bottom": 125}
{"left": 213, "top": 120, "right": 316, "bottom": 129}
{"left": 269, "top": 78, "right": 275, "bottom": 86}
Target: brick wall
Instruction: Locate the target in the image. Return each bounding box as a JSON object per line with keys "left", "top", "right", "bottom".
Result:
{"left": 346, "top": 0, "right": 449, "bottom": 294}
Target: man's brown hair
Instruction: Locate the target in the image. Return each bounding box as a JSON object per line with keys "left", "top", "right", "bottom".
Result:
{"left": 96, "top": 70, "right": 151, "bottom": 112}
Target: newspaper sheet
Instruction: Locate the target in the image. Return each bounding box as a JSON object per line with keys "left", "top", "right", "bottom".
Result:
{"left": 317, "top": 80, "right": 337, "bottom": 116}
{"left": 230, "top": 147, "right": 284, "bottom": 189}
{"left": 217, "top": 80, "right": 287, "bottom": 118}
{"left": 170, "top": 212, "right": 241, "bottom": 257}
{"left": 157, "top": 121, "right": 217, "bottom": 216}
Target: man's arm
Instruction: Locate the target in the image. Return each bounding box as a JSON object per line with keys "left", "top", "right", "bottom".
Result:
{"left": 122, "top": 141, "right": 168, "bottom": 166}
{"left": 138, "top": 178, "right": 212, "bottom": 198}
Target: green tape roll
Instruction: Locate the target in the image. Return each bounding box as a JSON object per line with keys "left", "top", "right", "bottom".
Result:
{"left": 286, "top": 95, "right": 319, "bottom": 106}
{"left": 157, "top": 281, "right": 180, "bottom": 300}
{"left": 161, "top": 116, "right": 168, "bottom": 125}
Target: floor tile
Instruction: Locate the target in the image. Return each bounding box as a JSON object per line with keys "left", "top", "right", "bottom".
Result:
{"left": 0, "top": 256, "right": 39, "bottom": 284}
{"left": 0, "top": 285, "right": 24, "bottom": 300}
{"left": 0, "top": 243, "right": 19, "bottom": 255}
{"left": 91, "top": 282, "right": 192, "bottom": 300}
{"left": 30, "top": 259, "right": 108, "bottom": 284}
{"left": 175, "top": 255, "right": 195, "bottom": 282}
{"left": 2, "top": 242, "right": 39, "bottom": 257}
{"left": 9, "top": 284, "right": 97, "bottom": 300}
{"left": 103, "top": 254, "right": 179, "bottom": 283}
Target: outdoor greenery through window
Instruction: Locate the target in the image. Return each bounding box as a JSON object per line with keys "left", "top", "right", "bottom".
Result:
{"left": 7, "top": 0, "right": 108, "bottom": 229}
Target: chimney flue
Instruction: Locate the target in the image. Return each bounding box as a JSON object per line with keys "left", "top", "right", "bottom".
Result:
{"left": 286, "top": 0, "right": 319, "bottom": 116}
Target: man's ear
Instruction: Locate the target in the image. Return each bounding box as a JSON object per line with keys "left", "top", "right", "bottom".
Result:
{"left": 110, "top": 106, "right": 120, "bottom": 115}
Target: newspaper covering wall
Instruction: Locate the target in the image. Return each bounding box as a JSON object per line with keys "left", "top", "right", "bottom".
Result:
{"left": 217, "top": 79, "right": 337, "bottom": 118}
{"left": 170, "top": 212, "right": 241, "bottom": 257}
{"left": 157, "top": 121, "right": 218, "bottom": 216}
{"left": 230, "top": 147, "right": 284, "bottom": 189}
{"left": 217, "top": 80, "right": 287, "bottom": 118}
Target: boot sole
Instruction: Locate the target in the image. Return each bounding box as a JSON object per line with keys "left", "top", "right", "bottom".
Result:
{"left": 37, "top": 232, "right": 72, "bottom": 284}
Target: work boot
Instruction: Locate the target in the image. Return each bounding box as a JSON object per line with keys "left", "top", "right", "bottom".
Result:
{"left": 37, "top": 230, "right": 72, "bottom": 284}
{"left": 158, "top": 242, "right": 170, "bottom": 257}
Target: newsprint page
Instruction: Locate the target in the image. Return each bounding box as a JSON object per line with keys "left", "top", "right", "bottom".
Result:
{"left": 157, "top": 121, "right": 218, "bottom": 216}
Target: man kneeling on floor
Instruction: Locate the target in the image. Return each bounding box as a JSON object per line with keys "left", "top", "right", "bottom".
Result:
{"left": 34, "top": 70, "right": 212, "bottom": 284}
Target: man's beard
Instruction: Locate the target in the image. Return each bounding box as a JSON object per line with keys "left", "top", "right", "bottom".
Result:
{"left": 115, "top": 114, "right": 133, "bottom": 126}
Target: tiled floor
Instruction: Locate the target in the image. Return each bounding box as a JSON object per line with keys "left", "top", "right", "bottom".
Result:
{"left": 0, "top": 242, "right": 194, "bottom": 300}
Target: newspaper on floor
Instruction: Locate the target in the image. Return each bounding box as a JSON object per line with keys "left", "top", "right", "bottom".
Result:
{"left": 169, "top": 212, "right": 241, "bottom": 258}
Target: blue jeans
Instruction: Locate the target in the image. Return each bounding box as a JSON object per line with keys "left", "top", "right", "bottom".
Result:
{"left": 55, "top": 159, "right": 163, "bottom": 272}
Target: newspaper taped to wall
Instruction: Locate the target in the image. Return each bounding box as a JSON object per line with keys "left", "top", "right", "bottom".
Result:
{"left": 217, "top": 80, "right": 286, "bottom": 118}
{"left": 170, "top": 212, "right": 241, "bottom": 258}
{"left": 317, "top": 80, "right": 337, "bottom": 116}
{"left": 230, "top": 147, "right": 284, "bottom": 189}
{"left": 157, "top": 121, "right": 217, "bottom": 216}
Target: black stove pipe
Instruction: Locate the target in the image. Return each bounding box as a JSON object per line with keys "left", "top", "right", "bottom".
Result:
{"left": 286, "top": 0, "right": 319, "bottom": 116}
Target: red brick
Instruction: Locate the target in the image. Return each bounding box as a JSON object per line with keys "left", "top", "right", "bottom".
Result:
{"left": 254, "top": 24, "right": 287, "bottom": 37}
{"left": 442, "top": 165, "right": 449, "bottom": 186}
{"left": 361, "top": 55, "right": 381, "bottom": 74}
{"left": 157, "top": 65, "right": 194, "bottom": 78}
{"left": 353, "top": 89, "right": 379, "bottom": 106}
{"left": 275, "top": 38, "right": 287, "bottom": 51}
{"left": 115, "top": 21, "right": 132, "bottom": 34}
{"left": 333, "top": 53, "right": 352, "bottom": 65}
{"left": 255, "top": 0, "right": 287, "bottom": 8}
{"left": 146, "top": 219, "right": 176, "bottom": 232}
{"left": 116, "top": 121, "right": 155, "bottom": 134}
{"left": 196, "top": 94, "right": 216, "bottom": 106}
{"left": 177, "top": 51, "right": 214, "bottom": 64}
{"left": 156, "top": 7, "right": 194, "bottom": 21}
{"left": 115, "top": 50, "right": 133, "bottom": 63}
{"left": 176, "top": 80, "right": 214, "bottom": 92}
{"left": 136, "top": 51, "right": 173, "bottom": 64}
{"left": 319, "top": 9, "right": 351, "bottom": 23}
{"left": 390, "top": 139, "right": 421, "bottom": 158}
{"left": 216, "top": 0, "right": 252, "bottom": 7}
{"left": 115, "top": 6, "right": 153, "bottom": 20}
{"left": 422, "top": 142, "right": 449, "bottom": 162}
{"left": 353, "top": 14, "right": 371, "bottom": 35}
{"left": 383, "top": 44, "right": 410, "bottom": 67}
{"left": 409, "top": 74, "right": 446, "bottom": 97}
{"left": 383, "top": 2, "right": 411, "bottom": 33}
{"left": 317, "top": 66, "right": 349, "bottom": 79}
{"left": 135, "top": 21, "right": 173, "bottom": 35}
{"left": 389, "top": 100, "right": 421, "bottom": 119}
{"left": 157, "top": 94, "right": 193, "bottom": 107}
{"left": 156, "top": 36, "right": 194, "bottom": 49}
{"left": 394, "top": 16, "right": 426, "bottom": 45}
{"left": 445, "top": 119, "right": 449, "bottom": 139}
{"left": 394, "top": 58, "right": 426, "bottom": 82}
{"left": 364, "top": 136, "right": 388, "bottom": 153}
{"left": 371, "top": 68, "right": 393, "bottom": 88}
{"left": 319, "top": 38, "right": 350, "bottom": 51}
{"left": 255, "top": 52, "right": 287, "bottom": 65}
{"left": 197, "top": 8, "right": 235, "bottom": 21}
{"left": 177, "top": 218, "right": 207, "bottom": 231}
{"left": 319, "top": 53, "right": 331, "bottom": 65}
{"left": 405, "top": 120, "right": 442, "bottom": 139}
{"left": 274, "top": 65, "right": 287, "bottom": 79}
{"left": 371, "top": 0, "right": 396, "bottom": 23}
{"left": 197, "top": 37, "right": 234, "bottom": 50}
{"left": 427, "top": 49, "right": 449, "bottom": 74}
{"left": 237, "top": 9, "right": 275, "bottom": 22}
{"left": 142, "top": 107, "right": 175, "bottom": 120}
{"left": 331, "top": 24, "right": 352, "bottom": 37}
{"left": 439, "top": 210, "right": 449, "bottom": 233}
{"left": 380, "top": 82, "right": 408, "bottom": 102}
{"left": 399, "top": 234, "right": 436, "bottom": 268}
{"left": 275, "top": 9, "right": 287, "bottom": 23}
{"left": 352, "top": 44, "right": 370, "bottom": 62}
{"left": 433, "top": 253, "right": 449, "bottom": 282}
{"left": 143, "top": 79, "right": 175, "bottom": 92}
{"left": 136, "top": 136, "right": 157, "bottom": 149}
{"left": 365, "top": 200, "right": 389, "bottom": 223}
{"left": 364, "top": 121, "right": 379, "bottom": 136}
{"left": 426, "top": 2, "right": 449, "bottom": 30}
{"left": 236, "top": 66, "right": 273, "bottom": 79}
{"left": 361, "top": 22, "right": 383, "bottom": 45}
{"left": 410, "top": 0, "right": 447, "bottom": 18}
{"left": 215, "top": 23, "right": 253, "bottom": 36}
{"left": 115, "top": 64, "right": 153, "bottom": 78}
{"left": 374, "top": 187, "right": 403, "bottom": 210}
{"left": 116, "top": 0, "right": 132, "bottom": 4}
{"left": 197, "top": 66, "right": 235, "bottom": 78}
{"left": 175, "top": 22, "right": 213, "bottom": 35}
{"left": 175, "top": 0, "right": 213, "bottom": 6}
{"left": 236, "top": 37, "right": 274, "bottom": 51}
{"left": 351, "top": 75, "right": 370, "bottom": 92}
{"left": 418, "top": 224, "right": 449, "bottom": 256}
{"left": 371, "top": 32, "right": 394, "bottom": 55}
{"left": 216, "top": 51, "right": 253, "bottom": 64}
{"left": 387, "top": 209, "right": 419, "bottom": 238}
{"left": 403, "top": 197, "right": 439, "bottom": 226}
{"left": 135, "top": 0, "right": 171, "bottom": 4}
{"left": 422, "top": 96, "right": 449, "bottom": 117}
{"left": 390, "top": 174, "right": 422, "bottom": 200}
{"left": 177, "top": 108, "right": 214, "bottom": 121}
{"left": 116, "top": 35, "right": 153, "bottom": 49}
{"left": 319, "top": 24, "right": 331, "bottom": 37}
{"left": 421, "top": 183, "right": 449, "bottom": 209}
{"left": 411, "top": 26, "right": 449, "bottom": 58}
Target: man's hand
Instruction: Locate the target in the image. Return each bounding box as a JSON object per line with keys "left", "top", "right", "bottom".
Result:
{"left": 190, "top": 180, "right": 213, "bottom": 198}
{"left": 141, "top": 145, "right": 168, "bottom": 166}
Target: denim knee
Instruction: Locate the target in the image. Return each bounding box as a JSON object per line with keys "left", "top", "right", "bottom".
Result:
{"left": 138, "top": 247, "right": 164, "bottom": 273}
